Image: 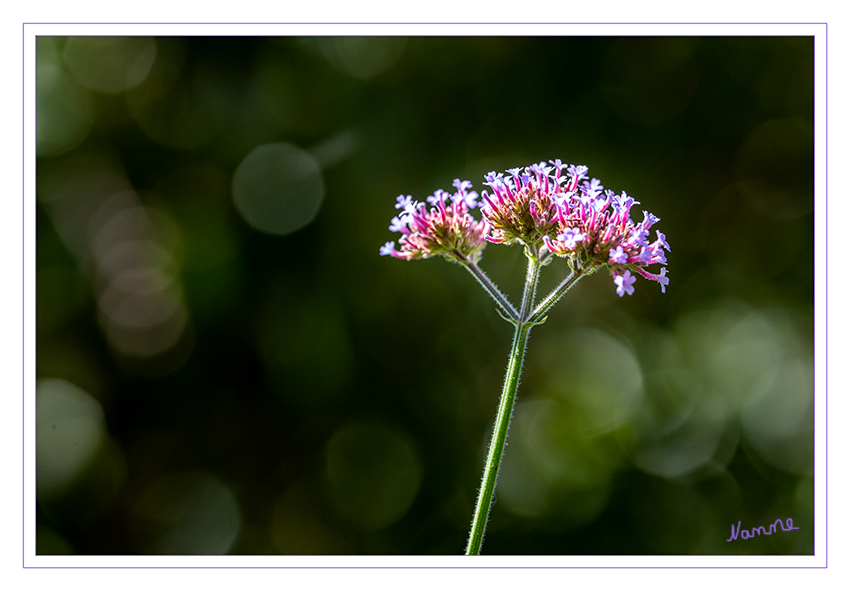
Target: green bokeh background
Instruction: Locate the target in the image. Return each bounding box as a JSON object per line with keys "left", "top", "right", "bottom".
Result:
{"left": 36, "top": 35, "right": 814, "bottom": 555}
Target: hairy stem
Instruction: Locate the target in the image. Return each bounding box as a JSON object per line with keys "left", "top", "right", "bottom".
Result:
{"left": 519, "top": 249, "right": 542, "bottom": 321}
{"left": 529, "top": 271, "right": 581, "bottom": 324}
{"left": 465, "top": 253, "right": 540, "bottom": 555}
{"left": 459, "top": 255, "right": 519, "bottom": 322}
{"left": 528, "top": 262, "right": 599, "bottom": 324}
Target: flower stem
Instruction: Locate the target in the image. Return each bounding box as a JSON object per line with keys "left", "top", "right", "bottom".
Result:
{"left": 529, "top": 271, "right": 580, "bottom": 324}
{"left": 528, "top": 261, "right": 599, "bottom": 324}
{"left": 459, "top": 255, "right": 519, "bottom": 322}
{"left": 519, "top": 248, "right": 542, "bottom": 319}
{"left": 465, "top": 253, "right": 540, "bottom": 555}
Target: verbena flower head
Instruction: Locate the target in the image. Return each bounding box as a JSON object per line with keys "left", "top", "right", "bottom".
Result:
{"left": 478, "top": 161, "right": 570, "bottom": 247}
{"left": 381, "top": 161, "right": 670, "bottom": 296}
{"left": 379, "top": 181, "right": 490, "bottom": 264}
{"left": 542, "top": 175, "right": 671, "bottom": 295}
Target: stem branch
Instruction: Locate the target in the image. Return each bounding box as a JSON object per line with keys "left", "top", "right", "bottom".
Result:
{"left": 529, "top": 271, "right": 580, "bottom": 324}
{"left": 459, "top": 255, "right": 519, "bottom": 322}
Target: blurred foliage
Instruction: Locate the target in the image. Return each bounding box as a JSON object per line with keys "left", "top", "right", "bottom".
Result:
{"left": 36, "top": 35, "right": 814, "bottom": 555}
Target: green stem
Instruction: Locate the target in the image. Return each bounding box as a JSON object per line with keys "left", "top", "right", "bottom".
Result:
{"left": 519, "top": 248, "right": 542, "bottom": 318}
{"left": 465, "top": 253, "right": 540, "bottom": 555}
{"left": 528, "top": 262, "right": 599, "bottom": 325}
{"left": 528, "top": 271, "right": 581, "bottom": 324}
{"left": 459, "top": 256, "right": 519, "bottom": 322}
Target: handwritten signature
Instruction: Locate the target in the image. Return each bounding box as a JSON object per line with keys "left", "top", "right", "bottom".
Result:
{"left": 727, "top": 518, "right": 799, "bottom": 542}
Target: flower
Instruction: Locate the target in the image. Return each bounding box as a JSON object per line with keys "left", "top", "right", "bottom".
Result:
{"left": 613, "top": 270, "right": 636, "bottom": 297}
{"left": 635, "top": 266, "right": 669, "bottom": 293}
{"left": 379, "top": 241, "right": 397, "bottom": 256}
{"left": 381, "top": 181, "right": 490, "bottom": 263}
{"left": 451, "top": 178, "right": 479, "bottom": 209}
{"left": 395, "top": 194, "right": 414, "bottom": 211}
{"left": 389, "top": 214, "right": 411, "bottom": 233}
{"left": 582, "top": 178, "right": 604, "bottom": 199}
{"left": 541, "top": 168, "right": 670, "bottom": 296}
{"left": 609, "top": 245, "right": 628, "bottom": 265}
{"left": 381, "top": 161, "right": 669, "bottom": 296}
{"left": 477, "top": 162, "right": 564, "bottom": 247}
{"left": 549, "top": 227, "right": 585, "bottom": 251}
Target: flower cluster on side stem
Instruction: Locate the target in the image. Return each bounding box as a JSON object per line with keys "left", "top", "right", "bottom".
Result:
{"left": 540, "top": 162, "right": 670, "bottom": 296}
{"left": 379, "top": 179, "right": 490, "bottom": 264}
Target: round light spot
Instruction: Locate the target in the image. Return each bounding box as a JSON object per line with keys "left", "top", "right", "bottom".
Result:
{"left": 37, "top": 379, "right": 106, "bottom": 500}
{"left": 632, "top": 398, "right": 728, "bottom": 478}
{"left": 325, "top": 420, "right": 422, "bottom": 532}
{"left": 130, "top": 472, "right": 241, "bottom": 554}
{"left": 37, "top": 63, "right": 93, "bottom": 157}
{"left": 232, "top": 143, "right": 325, "bottom": 236}
{"left": 740, "top": 358, "right": 812, "bottom": 442}
{"left": 126, "top": 40, "right": 225, "bottom": 149}
{"left": 496, "top": 399, "right": 614, "bottom": 523}
{"left": 330, "top": 37, "right": 407, "bottom": 79}
{"left": 673, "top": 304, "right": 813, "bottom": 474}
{"left": 739, "top": 357, "right": 813, "bottom": 475}
{"left": 63, "top": 37, "right": 157, "bottom": 94}
{"left": 537, "top": 328, "right": 644, "bottom": 434}
{"left": 88, "top": 201, "right": 189, "bottom": 359}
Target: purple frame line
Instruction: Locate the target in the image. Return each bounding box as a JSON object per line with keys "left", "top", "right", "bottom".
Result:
{"left": 22, "top": 21, "right": 26, "bottom": 571}
{"left": 823, "top": 22, "right": 828, "bottom": 570}
{"left": 21, "top": 21, "right": 827, "bottom": 27}
{"left": 22, "top": 566, "right": 829, "bottom": 570}
{"left": 22, "top": 22, "right": 826, "bottom": 569}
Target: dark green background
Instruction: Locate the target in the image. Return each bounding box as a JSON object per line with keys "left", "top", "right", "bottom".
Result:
{"left": 36, "top": 36, "right": 814, "bottom": 555}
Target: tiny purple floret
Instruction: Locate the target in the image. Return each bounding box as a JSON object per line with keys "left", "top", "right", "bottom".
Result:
{"left": 656, "top": 231, "right": 671, "bottom": 251}
{"left": 609, "top": 245, "right": 628, "bottom": 265}
{"left": 614, "top": 270, "right": 636, "bottom": 297}
{"left": 389, "top": 215, "right": 410, "bottom": 233}
{"left": 657, "top": 268, "right": 669, "bottom": 293}
{"left": 426, "top": 190, "right": 447, "bottom": 206}
{"left": 453, "top": 179, "right": 473, "bottom": 193}
{"left": 380, "top": 241, "right": 395, "bottom": 256}
{"left": 557, "top": 227, "right": 585, "bottom": 249}
{"left": 582, "top": 178, "right": 604, "bottom": 199}
{"left": 395, "top": 194, "right": 413, "bottom": 210}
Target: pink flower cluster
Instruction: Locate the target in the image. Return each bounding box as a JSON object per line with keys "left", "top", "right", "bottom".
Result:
{"left": 478, "top": 164, "right": 561, "bottom": 246}
{"left": 381, "top": 161, "right": 670, "bottom": 296}
{"left": 379, "top": 179, "right": 490, "bottom": 264}
{"left": 538, "top": 162, "right": 670, "bottom": 296}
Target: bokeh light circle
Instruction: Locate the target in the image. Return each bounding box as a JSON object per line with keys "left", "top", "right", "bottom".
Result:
{"left": 36, "top": 66, "right": 93, "bottom": 157}
{"left": 37, "top": 379, "right": 106, "bottom": 500}
{"left": 325, "top": 420, "right": 422, "bottom": 532}
{"left": 330, "top": 37, "right": 407, "bottom": 79}
{"left": 232, "top": 142, "right": 325, "bottom": 236}
{"left": 130, "top": 472, "right": 241, "bottom": 554}
{"left": 62, "top": 37, "right": 157, "bottom": 94}
{"left": 537, "top": 328, "right": 644, "bottom": 434}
